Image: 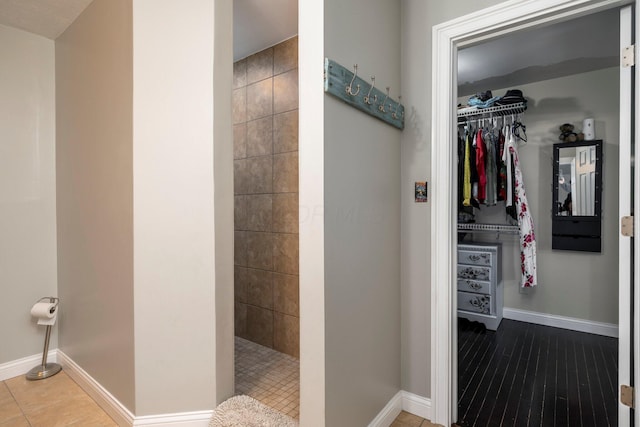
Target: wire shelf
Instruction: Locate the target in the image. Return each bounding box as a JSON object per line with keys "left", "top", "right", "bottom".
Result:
{"left": 457, "top": 223, "right": 520, "bottom": 234}
{"left": 457, "top": 102, "right": 527, "bottom": 119}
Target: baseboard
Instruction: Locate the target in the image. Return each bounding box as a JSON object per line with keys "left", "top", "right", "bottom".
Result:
{"left": 401, "top": 391, "right": 431, "bottom": 420}
{"left": 57, "top": 350, "right": 135, "bottom": 426}
{"left": 58, "top": 350, "right": 214, "bottom": 427}
{"left": 0, "top": 350, "right": 58, "bottom": 381}
{"left": 369, "top": 390, "right": 433, "bottom": 427}
{"left": 503, "top": 307, "right": 618, "bottom": 338}
{"left": 368, "top": 390, "right": 403, "bottom": 427}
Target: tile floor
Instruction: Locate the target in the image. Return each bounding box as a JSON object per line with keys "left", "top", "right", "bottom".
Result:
{"left": 0, "top": 370, "right": 116, "bottom": 426}
{"left": 235, "top": 336, "right": 300, "bottom": 419}
{"left": 391, "top": 410, "right": 442, "bottom": 427}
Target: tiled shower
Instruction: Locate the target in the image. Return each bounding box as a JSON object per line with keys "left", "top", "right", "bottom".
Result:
{"left": 233, "top": 37, "right": 299, "bottom": 358}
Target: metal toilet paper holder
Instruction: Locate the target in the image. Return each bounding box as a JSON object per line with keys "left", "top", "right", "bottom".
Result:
{"left": 27, "top": 297, "right": 62, "bottom": 380}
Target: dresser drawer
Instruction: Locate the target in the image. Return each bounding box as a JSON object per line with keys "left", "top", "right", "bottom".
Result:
{"left": 457, "top": 278, "right": 492, "bottom": 294}
{"left": 458, "top": 291, "right": 491, "bottom": 315}
{"left": 457, "top": 265, "right": 491, "bottom": 281}
{"left": 458, "top": 250, "right": 493, "bottom": 266}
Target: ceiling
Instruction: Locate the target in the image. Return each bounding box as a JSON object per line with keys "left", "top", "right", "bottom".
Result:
{"left": 233, "top": 0, "right": 298, "bottom": 61}
{"left": 0, "top": 0, "right": 298, "bottom": 58}
{"left": 458, "top": 8, "right": 620, "bottom": 96}
{"left": 0, "top": 0, "right": 92, "bottom": 39}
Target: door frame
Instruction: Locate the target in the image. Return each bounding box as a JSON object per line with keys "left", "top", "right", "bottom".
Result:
{"left": 430, "top": 0, "right": 638, "bottom": 425}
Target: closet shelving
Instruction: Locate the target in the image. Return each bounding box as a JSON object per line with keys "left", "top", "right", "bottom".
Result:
{"left": 457, "top": 102, "right": 527, "bottom": 235}
{"left": 457, "top": 102, "right": 527, "bottom": 120}
{"left": 457, "top": 223, "right": 519, "bottom": 234}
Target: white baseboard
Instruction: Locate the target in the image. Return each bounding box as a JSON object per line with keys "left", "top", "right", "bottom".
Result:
{"left": 0, "top": 350, "right": 58, "bottom": 381}
{"left": 503, "top": 307, "right": 618, "bottom": 338}
{"left": 58, "top": 350, "right": 213, "bottom": 427}
{"left": 368, "top": 390, "right": 402, "bottom": 427}
{"left": 369, "top": 390, "right": 432, "bottom": 427}
{"left": 401, "top": 391, "right": 431, "bottom": 421}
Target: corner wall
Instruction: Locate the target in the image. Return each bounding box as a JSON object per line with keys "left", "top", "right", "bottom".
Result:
{"left": 0, "top": 24, "right": 57, "bottom": 365}
{"left": 56, "top": 0, "right": 135, "bottom": 410}
{"left": 323, "top": 1, "right": 402, "bottom": 425}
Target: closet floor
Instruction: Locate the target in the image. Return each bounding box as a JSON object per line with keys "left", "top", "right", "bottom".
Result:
{"left": 458, "top": 318, "right": 617, "bottom": 427}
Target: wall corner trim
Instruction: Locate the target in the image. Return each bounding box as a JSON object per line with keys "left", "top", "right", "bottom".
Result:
{"left": 0, "top": 350, "right": 58, "bottom": 382}
{"left": 368, "top": 390, "right": 432, "bottom": 427}
{"left": 502, "top": 307, "right": 619, "bottom": 338}
{"left": 58, "top": 351, "right": 214, "bottom": 427}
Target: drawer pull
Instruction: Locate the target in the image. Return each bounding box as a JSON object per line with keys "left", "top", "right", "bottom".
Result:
{"left": 466, "top": 280, "right": 482, "bottom": 290}
{"left": 468, "top": 296, "right": 490, "bottom": 314}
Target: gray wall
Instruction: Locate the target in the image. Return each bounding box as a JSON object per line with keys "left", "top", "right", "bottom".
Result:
{"left": 56, "top": 0, "right": 135, "bottom": 410}
{"left": 466, "top": 68, "right": 619, "bottom": 324}
{"left": 324, "top": 1, "right": 402, "bottom": 425}
{"left": 0, "top": 24, "right": 57, "bottom": 365}
{"left": 399, "top": 0, "right": 508, "bottom": 398}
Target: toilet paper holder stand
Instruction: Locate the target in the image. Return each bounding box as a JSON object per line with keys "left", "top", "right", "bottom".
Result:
{"left": 27, "top": 297, "right": 62, "bottom": 381}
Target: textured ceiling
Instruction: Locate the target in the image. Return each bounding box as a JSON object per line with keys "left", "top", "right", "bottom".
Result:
{"left": 0, "top": 0, "right": 93, "bottom": 39}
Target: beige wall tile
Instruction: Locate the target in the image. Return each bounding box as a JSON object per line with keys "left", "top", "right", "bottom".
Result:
{"left": 274, "top": 312, "right": 299, "bottom": 358}
{"left": 273, "top": 273, "right": 299, "bottom": 316}
{"left": 234, "top": 266, "right": 249, "bottom": 303}
{"left": 232, "top": 87, "right": 246, "bottom": 124}
{"left": 273, "top": 233, "right": 298, "bottom": 274}
{"left": 235, "top": 302, "right": 248, "bottom": 339}
{"left": 246, "top": 117, "right": 273, "bottom": 158}
{"left": 246, "top": 305, "right": 274, "bottom": 348}
{"left": 246, "top": 79, "right": 273, "bottom": 121}
{"left": 273, "top": 69, "right": 298, "bottom": 114}
{"left": 273, "top": 110, "right": 298, "bottom": 154}
{"left": 233, "top": 58, "right": 247, "bottom": 89}
{"left": 273, "top": 193, "right": 298, "bottom": 233}
{"left": 233, "top": 159, "right": 248, "bottom": 195}
{"left": 273, "top": 152, "right": 298, "bottom": 193}
{"left": 246, "top": 269, "right": 273, "bottom": 309}
{"left": 246, "top": 48, "right": 274, "bottom": 84}
{"left": 247, "top": 232, "right": 274, "bottom": 270}
{"left": 234, "top": 195, "right": 248, "bottom": 230}
{"left": 274, "top": 37, "right": 298, "bottom": 75}
{"left": 233, "top": 123, "right": 247, "bottom": 159}
{"left": 246, "top": 194, "right": 272, "bottom": 232}
{"left": 234, "top": 231, "right": 248, "bottom": 267}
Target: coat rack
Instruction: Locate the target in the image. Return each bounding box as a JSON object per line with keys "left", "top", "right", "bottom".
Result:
{"left": 324, "top": 58, "right": 404, "bottom": 130}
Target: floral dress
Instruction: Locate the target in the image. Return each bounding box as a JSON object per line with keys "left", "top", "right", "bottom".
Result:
{"left": 504, "top": 126, "right": 537, "bottom": 287}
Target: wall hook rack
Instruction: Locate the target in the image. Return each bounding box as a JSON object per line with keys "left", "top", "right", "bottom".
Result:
{"left": 324, "top": 58, "right": 404, "bottom": 130}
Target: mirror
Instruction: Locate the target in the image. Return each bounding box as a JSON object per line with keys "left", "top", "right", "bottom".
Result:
{"left": 552, "top": 140, "right": 603, "bottom": 252}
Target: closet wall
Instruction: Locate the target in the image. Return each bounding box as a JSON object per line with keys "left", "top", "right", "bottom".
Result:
{"left": 461, "top": 66, "right": 619, "bottom": 326}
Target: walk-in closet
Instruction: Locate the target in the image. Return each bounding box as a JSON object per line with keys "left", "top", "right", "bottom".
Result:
{"left": 455, "top": 7, "right": 621, "bottom": 426}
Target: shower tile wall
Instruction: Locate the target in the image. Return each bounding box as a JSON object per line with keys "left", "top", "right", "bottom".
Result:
{"left": 233, "top": 37, "right": 299, "bottom": 358}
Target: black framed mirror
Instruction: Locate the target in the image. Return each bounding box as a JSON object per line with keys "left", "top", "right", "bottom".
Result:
{"left": 552, "top": 140, "right": 603, "bottom": 252}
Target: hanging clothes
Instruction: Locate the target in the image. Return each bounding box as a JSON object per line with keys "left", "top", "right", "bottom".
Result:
{"left": 484, "top": 127, "right": 497, "bottom": 206}
{"left": 475, "top": 128, "right": 487, "bottom": 203}
{"left": 462, "top": 130, "right": 472, "bottom": 207}
{"left": 504, "top": 125, "right": 537, "bottom": 287}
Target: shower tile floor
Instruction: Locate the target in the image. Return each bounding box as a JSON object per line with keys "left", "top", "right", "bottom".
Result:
{"left": 235, "top": 336, "right": 300, "bottom": 419}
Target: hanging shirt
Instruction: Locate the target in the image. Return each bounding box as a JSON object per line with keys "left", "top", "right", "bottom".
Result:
{"left": 501, "top": 125, "right": 513, "bottom": 208}
{"left": 497, "top": 129, "right": 506, "bottom": 201}
{"left": 484, "top": 130, "right": 497, "bottom": 206}
{"left": 505, "top": 128, "right": 537, "bottom": 288}
{"left": 462, "top": 132, "right": 472, "bottom": 207}
{"left": 475, "top": 129, "right": 487, "bottom": 203}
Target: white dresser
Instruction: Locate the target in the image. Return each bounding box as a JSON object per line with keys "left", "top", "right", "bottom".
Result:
{"left": 457, "top": 242, "right": 503, "bottom": 330}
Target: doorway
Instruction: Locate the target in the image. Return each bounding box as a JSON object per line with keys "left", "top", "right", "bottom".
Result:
{"left": 232, "top": 2, "right": 300, "bottom": 419}
{"left": 430, "top": 1, "right": 638, "bottom": 426}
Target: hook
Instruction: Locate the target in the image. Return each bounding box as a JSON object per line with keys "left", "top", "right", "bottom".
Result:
{"left": 392, "top": 96, "right": 403, "bottom": 119}
{"left": 345, "top": 64, "right": 361, "bottom": 96}
{"left": 379, "top": 87, "right": 390, "bottom": 113}
{"left": 363, "top": 76, "right": 377, "bottom": 105}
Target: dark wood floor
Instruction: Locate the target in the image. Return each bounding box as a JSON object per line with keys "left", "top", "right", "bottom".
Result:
{"left": 457, "top": 318, "right": 618, "bottom": 427}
